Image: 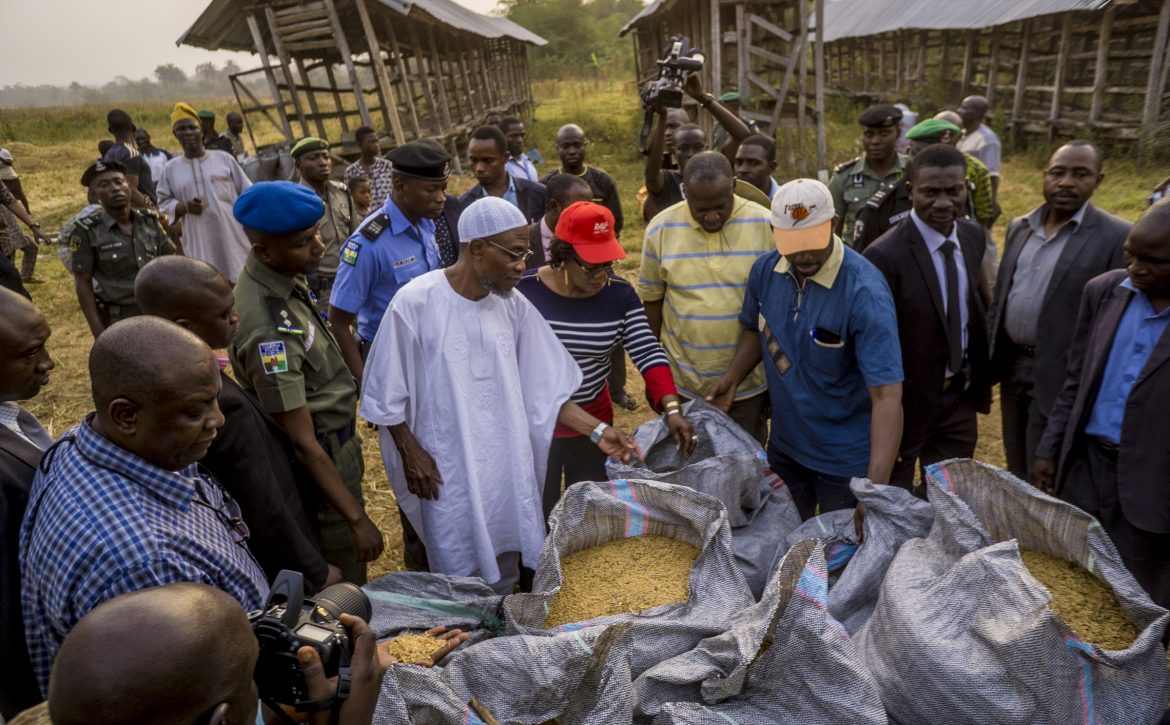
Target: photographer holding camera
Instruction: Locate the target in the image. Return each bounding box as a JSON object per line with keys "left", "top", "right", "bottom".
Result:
{"left": 41, "top": 582, "right": 468, "bottom": 725}
{"left": 641, "top": 37, "right": 753, "bottom": 223}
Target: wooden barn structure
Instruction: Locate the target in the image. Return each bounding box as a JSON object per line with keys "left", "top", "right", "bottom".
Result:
{"left": 819, "top": 0, "right": 1170, "bottom": 150}
{"left": 179, "top": 0, "right": 545, "bottom": 158}
{"left": 619, "top": 0, "right": 829, "bottom": 175}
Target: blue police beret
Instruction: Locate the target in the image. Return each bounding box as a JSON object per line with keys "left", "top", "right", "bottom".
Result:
{"left": 232, "top": 181, "right": 324, "bottom": 234}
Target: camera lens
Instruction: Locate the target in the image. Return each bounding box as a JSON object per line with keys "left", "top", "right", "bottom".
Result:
{"left": 314, "top": 582, "right": 372, "bottom": 623}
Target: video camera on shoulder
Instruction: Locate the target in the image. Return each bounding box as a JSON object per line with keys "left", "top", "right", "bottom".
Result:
{"left": 250, "top": 570, "right": 372, "bottom": 715}
{"left": 640, "top": 35, "right": 705, "bottom": 152}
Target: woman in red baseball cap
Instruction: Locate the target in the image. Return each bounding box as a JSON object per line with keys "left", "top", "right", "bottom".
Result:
{"left": 517, "top": 201, "right": 696, "bottom": 519}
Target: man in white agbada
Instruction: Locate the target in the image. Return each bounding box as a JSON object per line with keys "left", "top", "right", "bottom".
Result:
{"left": 361, "top": 197, "right": 641, "bottom": 594}
{"left": 156, "top": 102, "right": 252, "bottom": 282}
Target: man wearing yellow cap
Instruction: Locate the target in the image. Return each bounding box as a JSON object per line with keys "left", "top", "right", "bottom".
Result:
{"left": 156, "top": 102, "right": 253, "bottom": 282}
{"left": 293, "top": 137, "right": 355, "bottom": 312}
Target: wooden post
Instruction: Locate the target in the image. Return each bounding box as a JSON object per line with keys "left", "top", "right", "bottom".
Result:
{"left": 960, "top": 29, "right": 975, "bottom": 97}
{"left": 476, "top": 41, "right": 497, "bottom": 111}
{"left": 916, "top": 31, "right": 927, "bottom": 85}
{"left": 262, "top": 6, "right": 310, "bottom": 136}
{"left": 1141, "top": 0, "right": 1170, "bottom": 152}
{"left": 442, "top": 32, "right": 469, "bottom": 124}
{"left": 426, "top": 24, "right": 454, "bottom": 133}
{"left": 736, "top": 3, "right": 748, "bottom": 101}
{"left": 244, "top": 13, "right": 293, "bottom": 141}
{"left": 1011, "top": 20, "right": 1031, "bottom": 143}
{"left": 814, "top": 0, "right": 827, "bottom": 181}
{"left": 229, "top": 75, "right": 260, "bottom": 151}
{"left": 293, "top": 58, "right": 328, "bottom": 138}
{"left": 323, "top": 63, "right": 350, "bottom": 137}
{"left": 1089, "top": 7, "right": 1115, "bottom": 125}
{"left": 1048, "top": 13, "right": 1072, "bottom": 139}
{"left": 322, "top": 0, "right": 372, "bottom": 127}
{"left": 985, "top": 36, "right": 1000, "bottom": 110}
{"left": 354, "top": 0, "right": 405, "bottom": 143}
{"left": 458, "top": 49, "right": 479, "bottom": 119}
{"left": 381, "top": 18, "right": 421, "bottom": 139}
{"left": 895, "top": 31, "right": 903, "bottom": 93}
{"left": 710, "top": 0, "right": 722, "bottom": 97}
{"left": 797, "top": 0, "right": 809, "bottom": 175}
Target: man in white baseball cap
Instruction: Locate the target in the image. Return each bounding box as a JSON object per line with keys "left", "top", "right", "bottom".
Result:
{"left": 706, "top": 179, "right": 904, "bottom": 520}
{"left": 360, "top": 197, "right": 640, "bottom": 593}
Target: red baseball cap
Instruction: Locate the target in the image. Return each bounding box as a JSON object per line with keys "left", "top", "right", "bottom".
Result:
{"left": 554, "top": 201, "right": 626, "bottom": 265}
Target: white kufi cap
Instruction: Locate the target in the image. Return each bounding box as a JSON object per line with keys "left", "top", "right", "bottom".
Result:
{"left": 457, "top": 196, "right": 528, "bottom": 241}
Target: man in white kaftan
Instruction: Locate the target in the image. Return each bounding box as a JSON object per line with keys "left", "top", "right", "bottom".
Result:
{"left": 157, "top": 102, "right": 253, "bottom": 282}
{"left": 360, "top": 197, "right": 639, "bottom": 594}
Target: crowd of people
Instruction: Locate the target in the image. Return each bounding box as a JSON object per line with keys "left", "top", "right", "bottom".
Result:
{"left": 1, "top": 83, "right": 1168, "bottom": 723}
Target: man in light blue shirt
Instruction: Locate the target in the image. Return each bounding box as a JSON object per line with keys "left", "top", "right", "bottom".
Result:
{"left": 501, "top": 116, "right": 539, "bottom": 182}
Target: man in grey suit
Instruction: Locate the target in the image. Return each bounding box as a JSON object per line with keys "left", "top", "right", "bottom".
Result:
{"left": 987, "top": 141, "right": 1130, "bottom": 480}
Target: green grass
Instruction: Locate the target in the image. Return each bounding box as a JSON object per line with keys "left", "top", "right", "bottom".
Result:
{"left": 4, "top": 78, "right": 1166, "bottom": 578}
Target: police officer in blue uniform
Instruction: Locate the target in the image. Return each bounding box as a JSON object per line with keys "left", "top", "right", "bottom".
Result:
{"left": 328, "top": 140, "right": 451, "bottom": 382}
{"left": 328, "top": 139, "right": 452, "bottom": 572}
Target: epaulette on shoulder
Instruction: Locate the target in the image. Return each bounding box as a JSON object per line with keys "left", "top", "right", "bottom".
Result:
{"left": 833, "top": 157, "right": 860, "bottom": 175}
{"left": 866, "top": 183, "right": 893, "bottom": 208}
{"left": 359, "top": 213, "right": 389, "bottom": 242}
{"left": 265, "top": 296, "right": 305, "bottom": 335}
{"left": 75, "top": 209, "right": 103, "bottom": 228}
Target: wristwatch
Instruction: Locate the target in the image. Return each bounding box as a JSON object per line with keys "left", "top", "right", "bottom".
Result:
{"left": 590, "top": 422, "right": 610, "bottom": 444}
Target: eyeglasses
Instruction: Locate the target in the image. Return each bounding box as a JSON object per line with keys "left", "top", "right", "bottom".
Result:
{"left": 484, "top": 238, "right": 534, "bottom": 264}
{"left": 574, "top": 258, "right": 614, "bottom": 277}
{"left": 193, "top": 474, "right": 250, "bottom": 547}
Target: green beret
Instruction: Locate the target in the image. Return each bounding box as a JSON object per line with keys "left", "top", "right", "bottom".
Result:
{"left": 197, "top": 110, "right": 216, "bottom": 121}
{"left": 905, "top": 118, "right": 962, "bottom": 143}
{"left": 291, "top": 137, "right": 330, "bottom": 160}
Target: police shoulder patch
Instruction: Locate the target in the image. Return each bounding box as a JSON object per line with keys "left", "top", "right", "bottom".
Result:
{"left": 341, "top": 239, "right": 361, "bottom": 266}
{"left": 69, "top": 235, "right": 82, "bottom": 252}
{"left": 359, "top": 213, "right": 389, "bottom": 241}
{"left": 258, "top": 341, "right": 289, "bottom": 374}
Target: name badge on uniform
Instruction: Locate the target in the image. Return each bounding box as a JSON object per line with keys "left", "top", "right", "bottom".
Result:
{"left": 259, "top": 341, "right": 288, "bottom": 374}
{"left": 393, "top": 255, "right": 417, "bottom": 270}
{"left": 305, "top": 321, "right": 316, "bottom": 351}
{"left": 341, "top": 240, "right": 360, "bottom": 266}
{"left": 851, "top": 173, "right": 865, "bottom": 188}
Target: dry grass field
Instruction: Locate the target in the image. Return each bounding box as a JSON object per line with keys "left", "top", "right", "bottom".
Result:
{"left": 4, "top": 80, "right": 1164, "bottom": 579}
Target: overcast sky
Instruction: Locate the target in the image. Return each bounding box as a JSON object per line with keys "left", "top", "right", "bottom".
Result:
{"left": 0, "top": 0, "right": 501, "bottom": 87}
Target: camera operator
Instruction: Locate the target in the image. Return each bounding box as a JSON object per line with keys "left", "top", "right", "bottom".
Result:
{"left": 643, "top": 73, "right": 753, "bottom": 223}
{"left": 43, "top": 582, "right": 468, "bottom": 725}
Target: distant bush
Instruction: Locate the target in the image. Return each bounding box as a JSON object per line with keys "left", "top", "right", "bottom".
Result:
{"left": 501, "top": 0, "right": 641, "bottom": 80}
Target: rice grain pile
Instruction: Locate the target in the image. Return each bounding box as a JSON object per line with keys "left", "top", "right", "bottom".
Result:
{"left": 544, "top": 534, "right": 699, "bottom": 628}
{"left": 383, "top": 632, "right": 442, "bottom": 664}
{"left": 1020, "top": 548, "right": 1139, "bottom": 650}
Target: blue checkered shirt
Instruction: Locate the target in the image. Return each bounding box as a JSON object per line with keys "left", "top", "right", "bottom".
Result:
{"left": 19, "top": 418, "right": 270, "bottom": 692}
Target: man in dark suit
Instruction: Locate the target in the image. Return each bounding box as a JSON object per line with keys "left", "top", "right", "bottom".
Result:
{"left": 1033, "top": 198, "right": 1170, "bottom": 609}
{"left": 459, "top": 125, "right": 546, "bottom": 225}
{"left": 135, "top": 256, "right": 339, "bottom": 592}
{"left": 865, "top": 145, "right": 990, "bottom": 493}
{"left": 987, "top": 141, "right": 1130, "bottom": 479}
{"left": 527, "top": 173, "right": 594, "bottom": 270}
{"left": 0, "top": 287, "right": 54, "bottom": 718}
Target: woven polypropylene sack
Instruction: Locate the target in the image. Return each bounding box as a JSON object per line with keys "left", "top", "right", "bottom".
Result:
{"left": 502, "top": 478, "right": 755, "bottom": 678}
{"left": 606, "top": 399, "right": 768, "bottom": 528}
{"left": 733, "top": 484, "right": 802, "bottom": 599}
{"left": 856, "top": 459, "right": 1170, "bottom": 725}
{"left": 778, "top": 479, "right": 933, "bottom": 634}
{"left": 372, "top": 623, "right": 635, "bottom": 724}
{"left": 636, "top": 538, "right": 887, "bottom": 724}
{"left": 364, "top": 572, "right": 505, "bottom": 656}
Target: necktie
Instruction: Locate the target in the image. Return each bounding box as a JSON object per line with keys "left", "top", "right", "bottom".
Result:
{"left": 941, "top": 241, "right": 963, "bottom": 373}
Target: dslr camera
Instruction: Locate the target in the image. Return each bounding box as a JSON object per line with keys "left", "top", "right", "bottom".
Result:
{"left": 250, "top": 570, "right": 372, "bottom": 711}
{"left": 640, "top": 36, "right": 706, "bottom": 151}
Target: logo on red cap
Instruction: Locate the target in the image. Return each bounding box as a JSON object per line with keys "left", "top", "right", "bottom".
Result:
{"left": 593, "top": 220, "right": 609, "bottom": 235}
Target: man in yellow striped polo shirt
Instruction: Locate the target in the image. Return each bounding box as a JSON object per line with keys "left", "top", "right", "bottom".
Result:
{"left": 638, "top": 151, "right": 773, "bottom": 442}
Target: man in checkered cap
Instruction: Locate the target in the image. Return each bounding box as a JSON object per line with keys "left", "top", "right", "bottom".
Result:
{"left": 706, "top": 179, "right": 904, "bottom": 520}
{"left": 360, "top": 196, "right": 640, "bottom": 594}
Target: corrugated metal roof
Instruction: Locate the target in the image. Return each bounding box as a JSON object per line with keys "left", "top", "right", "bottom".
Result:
{"left": 619, "top": 0, "right": 1116, "bottom": 40}
{"left": 822, "top": 0, "right": 1115, "bottom": 42}
{"left": 177, "top": 0, "right": 546, "bottom": 53}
